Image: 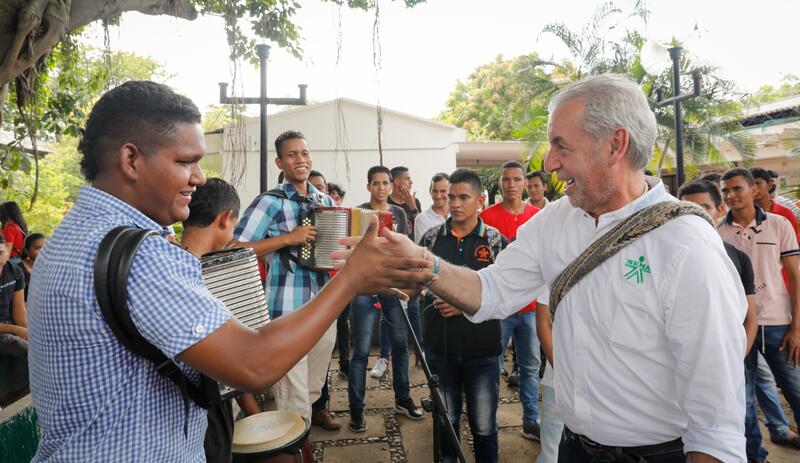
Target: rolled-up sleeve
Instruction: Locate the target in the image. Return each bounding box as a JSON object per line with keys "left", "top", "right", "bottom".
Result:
{"left": 127, "top": 238, "right": 231, "bottom": 359}
{"left": 664, "top": 238, "right": 746, "bottom": 462}
{"left": 468, "top": 218, "right": 546, "bottom": 324}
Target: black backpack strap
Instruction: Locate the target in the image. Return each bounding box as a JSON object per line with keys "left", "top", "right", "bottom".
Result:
{"left": 263, "top": 187, "right": 314, "bottom": 272}
{"left": 94, "top": 227, "right": 214, "bottom": 435}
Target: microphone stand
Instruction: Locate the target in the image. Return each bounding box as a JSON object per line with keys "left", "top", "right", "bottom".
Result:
{"left": 399, "top": 298, "right": 467, "bottom": 463}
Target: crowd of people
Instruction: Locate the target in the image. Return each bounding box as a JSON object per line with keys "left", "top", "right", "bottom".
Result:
{"left": 0, "top": 200, "right": 46, "bottom": 402}
{"left": 8, "top": 73, "right": 800, "bottom": 463}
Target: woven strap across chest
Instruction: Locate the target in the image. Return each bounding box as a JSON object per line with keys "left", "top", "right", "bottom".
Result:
{"left": 548, "top": 201, "right": 713, "bottom": 319}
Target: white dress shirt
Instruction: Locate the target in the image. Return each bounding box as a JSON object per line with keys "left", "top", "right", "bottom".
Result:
{"left": 470, "top": 179, "right": 747, "bottom": 461}
{"left": 414, "top": 207, "right": 447, "bottom": 243}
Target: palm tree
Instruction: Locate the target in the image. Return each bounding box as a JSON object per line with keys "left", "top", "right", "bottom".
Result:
{"left": 531, "top": 1, "right": 755, "bottom": 182}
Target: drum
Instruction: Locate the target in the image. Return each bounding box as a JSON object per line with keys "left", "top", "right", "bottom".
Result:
{"left": 232, "top": 411, "right": 313, "bottom": 463}
{"left": 298, "top": 206, "right": 393, "bottom": 270}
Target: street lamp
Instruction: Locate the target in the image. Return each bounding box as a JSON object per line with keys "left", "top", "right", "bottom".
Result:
{"left": 641, "top": 39, "right": 702, "bottom": 187}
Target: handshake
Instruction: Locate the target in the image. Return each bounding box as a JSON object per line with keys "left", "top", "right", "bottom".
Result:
{"left": 330, "top": 215, "right": 436, "bottom": 298}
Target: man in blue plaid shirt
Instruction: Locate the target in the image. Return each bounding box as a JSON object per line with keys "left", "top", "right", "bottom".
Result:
{"left": 233, "top": 130, "right": 339, "bottom": 424}
{"left": 27, "top": 81, "right": 432, "bottom": 462}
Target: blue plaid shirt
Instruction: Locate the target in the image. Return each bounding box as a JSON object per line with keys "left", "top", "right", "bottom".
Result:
{"left": 28, "top": 186, "right": 231, "bottom": 462}
{"left": 234, "top": 182, "right": 333, "bottom": 318}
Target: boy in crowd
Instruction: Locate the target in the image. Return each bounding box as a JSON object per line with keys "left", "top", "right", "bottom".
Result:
{"left": 180, "top": 177, "right": 262, "bottom": 462}
{"left": 751, "top": 167, "right": 799, "bottom": 236}
{"left": 414, "top": 173, "right": 450, "bottom": 244}
{"left": 386, "top": 165, "right": 425, "bottom": 368}
{"left": 388, "top": 166, "right": 422, "bottom": 235}
{"left": 348, "top": 165, "right": 424, "bottom": 432}
{"left": 0, "top": 235, "right": 27, "bottom": 357}
{"left": 525, "top": 171, "right": 549, "bottom": 210}
{"left": 328, "top": 183, "right": 345, "bottom": 206}
{"left": 233, "top": 130, "right": 338, "bottom": 429}
{"left": 480, "top": 160, "right": 541, "bottom": 439}
{"left": 419, "top": 169, "right": 505, "bottom": 463}
{"left": 719, "top": 168, "right": 800, "bottom": 462}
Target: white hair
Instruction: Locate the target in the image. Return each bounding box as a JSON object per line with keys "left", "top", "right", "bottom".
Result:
{"left": 548, "top": 74, "right": 657, "bottom": 170}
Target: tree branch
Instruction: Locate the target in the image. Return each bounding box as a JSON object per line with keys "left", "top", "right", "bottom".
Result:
{"left": 68, "top": 0, "right": 198, "bottom": 31}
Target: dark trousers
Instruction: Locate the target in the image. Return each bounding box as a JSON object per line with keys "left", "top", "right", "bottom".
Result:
{"left": 427, "top": 351, "right": 499, "bottom": 463}
{"left": 558, "top": 430, "right": 684, "bottom": 463}
{"left": 312, "top": 368, "right": 330, "bottom": 414}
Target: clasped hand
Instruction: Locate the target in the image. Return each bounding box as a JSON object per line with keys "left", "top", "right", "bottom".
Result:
{"left": 331, "top": 216, "right": 435, "bottom": 297}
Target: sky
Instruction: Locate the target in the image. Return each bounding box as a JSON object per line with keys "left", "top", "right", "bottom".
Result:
{"left": 85, "top": 0, "right": 800, "bottom": 120}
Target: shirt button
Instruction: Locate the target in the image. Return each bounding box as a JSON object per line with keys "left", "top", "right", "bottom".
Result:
{"left": 194, "top": 324, "right": 205, "bottom": 334}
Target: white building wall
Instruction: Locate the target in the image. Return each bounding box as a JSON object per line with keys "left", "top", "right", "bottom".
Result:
{"left": 219, "top": 99, "right": 464, "bottom": 210}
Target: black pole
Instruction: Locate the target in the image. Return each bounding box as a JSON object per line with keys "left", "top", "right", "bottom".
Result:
{"left": 669, "top": 46, "right": 685, "bottom": 187}
{"left": 256, "top": 44, "right": 270, "bottom": 193}
{"left": 398, "top": 302, "right": 466, "bottom": 463}
{"left": 218, "top": 44, "right": 307, "bottom": 193}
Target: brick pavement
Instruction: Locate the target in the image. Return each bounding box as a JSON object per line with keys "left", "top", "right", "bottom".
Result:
{"left": 257, "top": 349, "right": 797, "bottom": 462}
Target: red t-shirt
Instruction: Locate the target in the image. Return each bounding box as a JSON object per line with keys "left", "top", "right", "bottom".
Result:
{"left": 770, "top": 201, "right": 800, "bottom": 289}
{"left": 2, "top": 221, "right": 25, "bottom": 258}
{"left": 480, "top": 202, "right": 540, "bottom": 312}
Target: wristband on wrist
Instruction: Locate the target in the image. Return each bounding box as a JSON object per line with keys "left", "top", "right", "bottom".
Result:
{"left": 423, "top": 254, "right": 439, "bottom": 287}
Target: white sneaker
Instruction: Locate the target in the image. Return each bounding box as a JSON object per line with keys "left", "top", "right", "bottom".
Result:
{"left": 370, "top": 358, "right": 389, "bottom": 378}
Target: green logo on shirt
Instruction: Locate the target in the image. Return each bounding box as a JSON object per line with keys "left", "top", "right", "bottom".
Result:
{"left": 624, "top": 256, "right": 651, "bottom": 284}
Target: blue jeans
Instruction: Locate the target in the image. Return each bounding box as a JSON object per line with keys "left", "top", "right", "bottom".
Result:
{"left": 536, "top": 383, "right": 562, "bottom": 463}
{"left": 499, "top": 311, "right": 541, "bottom": 425}
{"left": 427, "top": 351, "right": 499, "bottom": 463}
{"left": 379, "top": 298, "right": 422, "bottom": 358}
{"left": 745, "top": 325, "right": 800, "bottom": 462}
{"left": 348, "top": 295, "right": 410, "bottom": 410}
{"left": 379, "top": 315, "right": 391, "bottom": 359}
{"left": 755, "top": 350, "right": 793, "bottom": 440}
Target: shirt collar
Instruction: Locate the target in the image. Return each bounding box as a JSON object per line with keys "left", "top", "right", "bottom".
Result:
{"left": 279, "top": 181, "right": 326, "bottom": 203}
{"left": 594, "top": 176, "right": 669, "bottom": 227}
{"left": 724, "top": 205, "right": 767, "bottom": 226}
{"left": 78, "top": 185, "right": 168, "bottom": 234}
{"left": 441, "top": 216, "right": 487, "bottom": 239}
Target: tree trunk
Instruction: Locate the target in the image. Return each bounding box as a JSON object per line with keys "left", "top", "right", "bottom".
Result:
{"left": 0, "top": 0, "right": 197, "bottom": 89}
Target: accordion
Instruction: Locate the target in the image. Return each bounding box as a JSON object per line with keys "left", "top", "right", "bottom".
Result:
{"left": 201, "top": 247, "right": 270, "bottom": 399}
{"left": 298, "top": 206, "right": 394, "bottom": 270}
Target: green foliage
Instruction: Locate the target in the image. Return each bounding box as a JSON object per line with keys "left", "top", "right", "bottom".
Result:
{"left": 438, "top": 53, "right": 556, "bottom": 141}
{"left": 202, "top": 105, "right": 235, "bottom": 132}
{"left": 748, "top": 75, "right": 800, "bottom": 105}
{"left": 189, "top": 0, "right": 424, "bottom": 64}
{"left": 0, "top": 138, "right": 86, "bottom": 236}
{"left": 441, "top": 1, "right": 754, "bottom": 191}
{"left": 1, "top": 45, "right": 168, "bottom": 227}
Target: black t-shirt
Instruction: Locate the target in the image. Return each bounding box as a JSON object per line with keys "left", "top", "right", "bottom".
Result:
{"left": 724, "top": 242, "right": 756, "bottom": 295}
{"left": 387, "top": 196, "right": 421, "bottom": 238}
{"left": 0, "top": 261, "right": 25, "bottom": 323}
{"left": 419, "top": 219, "right": 507, "bottom": 357}
{"left": 357, "top": 203, "right": 410, "bottom": 236}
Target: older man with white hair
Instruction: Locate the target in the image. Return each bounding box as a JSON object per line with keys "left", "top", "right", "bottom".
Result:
{"left": 341, "top": 74, "right": 747, "bottom": 462}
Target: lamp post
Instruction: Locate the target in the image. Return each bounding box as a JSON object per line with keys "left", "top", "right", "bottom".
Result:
{"left": 218, "top": 44, "right": 308, "bottom": 193}
{"left": 641, "top": 41, "right": 702, "bottom": 187}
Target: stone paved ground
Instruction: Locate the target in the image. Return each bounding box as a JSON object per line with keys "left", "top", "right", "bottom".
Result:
{"left": 258, "top": 348, "right": 797, "bottom": 462}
